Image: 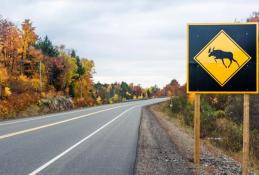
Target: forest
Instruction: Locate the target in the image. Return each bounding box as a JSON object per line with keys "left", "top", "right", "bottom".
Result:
{"left": 0, "top": 16, "right": 183, "bottom": 119}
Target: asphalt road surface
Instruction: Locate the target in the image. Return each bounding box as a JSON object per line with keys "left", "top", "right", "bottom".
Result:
{"left": 0, "top": 98, "right": 167, "bottom": 175}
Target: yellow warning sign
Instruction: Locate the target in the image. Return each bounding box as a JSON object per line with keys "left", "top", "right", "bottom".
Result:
{"left": 194, "top": 30, "right": 251, "bottom": 86}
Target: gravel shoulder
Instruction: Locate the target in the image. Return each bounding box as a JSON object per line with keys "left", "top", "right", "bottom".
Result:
{"left": 148, "top": 103, "right": 242, "bottom": 175}
{"left": 134, "top": 106, "right": 194, "bottom": 175}
{"left": 135, "top": 103, "right": 244, "bottom": 175}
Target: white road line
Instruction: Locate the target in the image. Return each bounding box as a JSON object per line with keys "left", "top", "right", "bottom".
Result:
{"left": 0, "top": 104, "right": 128, "bottom": 126}
{"left": 0, "top": 105, "right": 131, "bottom": 140}
{"left": 29, "top": 106, "right": 135, "bottom": 175}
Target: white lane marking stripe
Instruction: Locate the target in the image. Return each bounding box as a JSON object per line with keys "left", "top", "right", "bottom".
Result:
{"left": 0, "top": 105, "right": 131, "bottom": 140}
{"left": 29, "top": 106, "right": 135, "bottom": 175}
{"left": 0, "top": 104, "right": 124, "bottom": 126}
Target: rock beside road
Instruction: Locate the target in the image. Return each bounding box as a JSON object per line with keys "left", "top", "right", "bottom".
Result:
{"left": 17, "top": 96, "right": 74, "bottom": 118}
{"left": 38, "top": 96, "right": 74, "bottom": 113}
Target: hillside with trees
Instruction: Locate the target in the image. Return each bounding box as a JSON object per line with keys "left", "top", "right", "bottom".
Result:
{"left": 0, "top": 16, "right": 163, "bottom": 119}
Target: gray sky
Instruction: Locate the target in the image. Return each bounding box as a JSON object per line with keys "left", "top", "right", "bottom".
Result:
{"left": 1, "top": 0, "right": 258, "bottom": 87}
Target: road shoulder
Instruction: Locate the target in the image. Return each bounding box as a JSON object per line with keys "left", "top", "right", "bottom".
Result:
{"left": 149, "top": 103, "right": 243, "bottom": 175}
{"left": 134, "top": 106, "right": 193, "bottom": 175}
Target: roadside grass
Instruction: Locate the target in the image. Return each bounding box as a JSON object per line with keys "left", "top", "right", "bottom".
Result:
{"left": 153, "top": 101, "right": 193, "bottom": 136}
{"left": 153, "top": 100, "right": 259, "bottom": 173}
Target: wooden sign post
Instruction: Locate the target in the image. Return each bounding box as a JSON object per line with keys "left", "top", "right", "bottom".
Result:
{"left": 243, "top": 94, "right": 250, "bottom": 175}
{"left": 194, "top": 94, "right": 200, "bottom": 170}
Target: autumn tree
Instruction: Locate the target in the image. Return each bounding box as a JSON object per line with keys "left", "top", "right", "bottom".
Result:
{"left": 247, "top": 11, "right": 259, "bottom": 22}
{"left": 46, "top": 56, "right": 70, "bottom": 91}
{"left": 132, "top": 85, "right": 143, "bottom": 98}
{"left": 74, "top": 59, "right": 94, "bottom": 99}
{"left": 162, "top": 79, "right": 180, "bottom": 96}
{"left": 0, "top": 65, "right": 8, "bottom": 98}
{"left": 94, "top": 82, "right": 107, "bottom": 103}
{"left": 0, "top": 19, "right": 22, "bottom": 74}
{"left": 150, "top": 85, "right": 160, "bottom": 97}
{"left": 20, "top": 19, "right": 37, "bottom": 74}
{"left": 70, "top": 50, "right": 85, "bottom": 77}
{"left": 67, "top": 50, "right": 84, "bottom": 97}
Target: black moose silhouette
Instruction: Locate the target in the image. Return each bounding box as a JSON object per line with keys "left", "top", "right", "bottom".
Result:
{"left": 208, "top": 47, "right": 240, "bottom": 68}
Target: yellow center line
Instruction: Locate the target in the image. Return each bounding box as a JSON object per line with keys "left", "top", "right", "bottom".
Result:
{"left": 0, "top": 105, "right": 130, "bottom": 140}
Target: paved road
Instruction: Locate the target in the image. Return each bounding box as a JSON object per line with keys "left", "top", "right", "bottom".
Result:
{"left": 0, "top": 98, "right": 167, "bottom": 175}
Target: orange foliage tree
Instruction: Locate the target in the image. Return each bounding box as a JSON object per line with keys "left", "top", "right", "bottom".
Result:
{"left": 20, "top": 19, "right": 38, "bottom": 75}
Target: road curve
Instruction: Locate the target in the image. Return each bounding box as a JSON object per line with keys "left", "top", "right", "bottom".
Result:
{"left": 0, "top": 98, "right": 167, "bottom": 175}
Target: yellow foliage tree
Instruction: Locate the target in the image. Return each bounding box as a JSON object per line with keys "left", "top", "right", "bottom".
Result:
{"left": 0, "top": 66, "right": 8, "bottom": 83}
{"left": 187, "top": 93, "right": 195, "bottom": 104}
{"left": 31, "top": 78, "right": 41, "bottom": 91}
{"left": 96, "top": 96, "right": 102, "bottom": 105}
{"left": 16, "top": 74, "right": 41, "bottom": 92}
{"left": 112, "top": 94, "right": 119, "bottom": 103}
{"left": 0, "top": 66, "right": 9, "bottom": 98}
{"left": 3, "top": 87, "right": 11, "bottom": 97}
{"left": 109, "top": 98, "right": 113, "bottom": 104}
{"left": 60, "top": 51, "right": 78, "bottom": 89}
{"left": 74, "top": 59, "right": 94, "bottom": 99}
{"left": 0, "top": 20, "right": 22, "bottom": 74}
{"left": 138, "top": 95, "right": 143, "bottom": 99}
{"left": 21, "top": 19, "right": 37, "bottom": 73}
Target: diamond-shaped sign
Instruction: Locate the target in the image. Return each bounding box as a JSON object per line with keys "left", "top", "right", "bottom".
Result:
{"left": 194, "top": 30, "right": 251, "bottom": 86}
{"left": 187, "top": 23, "right": 258, "bottom": 94}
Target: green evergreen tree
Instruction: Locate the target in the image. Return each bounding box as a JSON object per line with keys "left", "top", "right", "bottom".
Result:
{"left": 35, "top": 35, "right": 59, "bottom": 57}
{"left": 70, "top": 49, "right": 85, "bottom": 77}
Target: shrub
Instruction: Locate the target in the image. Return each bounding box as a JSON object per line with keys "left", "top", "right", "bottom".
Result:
{"left": 3, "top": 87, "right": 12, "bottom": 97}
{"left": 0, "top": 66, "right": 8, "bottom": 83}
{"left": 96, "top": 96, "right": 102, "bottom": 105}
{"left": 112, "top": 94, "right": 119, "bottom": 103}
{"left": 214, "top": 118, "right": 243, "bottom": 152}
{"left": 171, "top": 95, "right": 187, "bottom": 113}
{"left": 251, "top": 130, "right": 259, "bottom": 160}
{"left": 170, "top": 95, "right": 223, "bottom": 137}
{"left": 74, "top": 97, "right": 95, "bottom": 107}
{"left": 0, "top": 92, "right": 41, "bottom": 119}
{"left": 170, "top": 95, "right": 194, "bottom": 126}
{"left": 203, "top": 94, "right": 228, "bottom": 110}
{"left": 0, "top": 101, "right": 10, "bottom": 119}
{"left": 9, "top": 75, "right": 41, "bottom": 93}
{"left": 182, "top": 103, "right": 194, "bottom": 127}
{"left": 225, "top": 95, "right": 243, "bottom": 124}
{"left": 200, "top": 98, "right": 218, "bottom": 138}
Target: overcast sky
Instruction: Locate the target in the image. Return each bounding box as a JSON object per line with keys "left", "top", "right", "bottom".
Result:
{"left": 1, "top": 0, "right": 258, "bottom": 87}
